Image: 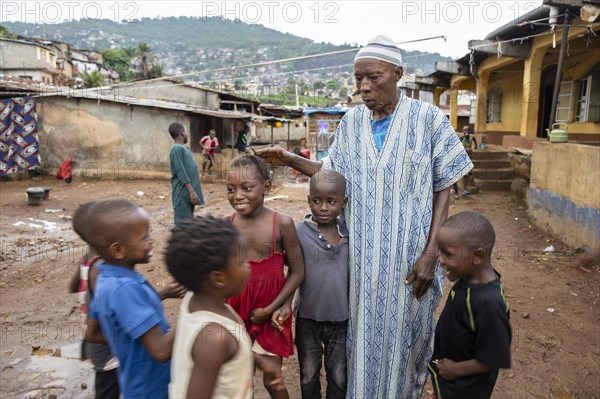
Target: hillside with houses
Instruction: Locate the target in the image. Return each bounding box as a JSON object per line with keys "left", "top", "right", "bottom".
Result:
{"left": 3, "top": 17, "right": 452, "bottom": 92}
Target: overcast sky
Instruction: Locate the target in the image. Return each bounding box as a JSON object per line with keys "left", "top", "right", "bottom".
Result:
{"left": 1, "top": 1, "right": 545, "bottom": 58}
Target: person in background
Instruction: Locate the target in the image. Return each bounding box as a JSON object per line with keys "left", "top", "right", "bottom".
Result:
{"left": 200, "top": 129, "right": 219, "bottom": 176}
{"left": 452, "top": 125, "right": 478, "bottom": 199}
{"left": 168, "top": 122, "right": 204, "bottom": 224}
{"left": 235, "top": 125, "right": 250, "bottom": 153}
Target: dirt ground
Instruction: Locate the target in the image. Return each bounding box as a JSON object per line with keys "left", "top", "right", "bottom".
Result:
{"left": 0, "top": 173, "right": 598, "bottom": 399}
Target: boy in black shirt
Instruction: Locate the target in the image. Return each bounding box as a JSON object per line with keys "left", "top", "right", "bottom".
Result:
{"left": 429, "top": 211, "right": 511, "bottom": 399}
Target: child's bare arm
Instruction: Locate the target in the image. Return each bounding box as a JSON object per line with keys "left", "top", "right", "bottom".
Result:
{"left": 265, "top": 214, "right": 305, "bottom": 314}
{"left": 139, "top": 325, "right": 176, "bottom": 362}
{"left": 85, "top": 318, "right": 107, "bottom": 344}
{"left": 87, "top": 258, "right": 102, "bottom": 294}
{"left": 157, "top": 281, "right": 187, "bottom": 300}
{"left": 68, "top": 265, "right": 80, "bottom": 293}
{"left": 186, "top": 323, "right": 238, "bottom": 398}
{"left": 435, "top": 358, "right": 491, "bottom": 381}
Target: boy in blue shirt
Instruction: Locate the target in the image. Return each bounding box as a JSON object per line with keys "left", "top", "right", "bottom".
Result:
{"left": 85, "top": 199, "right": 175, "bottom": 399}
{"left": 428, "top": 211, "right": 511, "bottom": 399}
{"left": 293, "top": 170, "right": 349, "bottom": 399}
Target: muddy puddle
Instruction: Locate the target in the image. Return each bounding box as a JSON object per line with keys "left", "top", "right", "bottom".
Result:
{"left": 2, "top": 342, "right": 94, "bottom": 399}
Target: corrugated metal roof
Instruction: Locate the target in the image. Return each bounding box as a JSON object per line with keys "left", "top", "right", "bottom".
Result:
{"left": 40, "top": 91, "right": 256, "bottom": 120}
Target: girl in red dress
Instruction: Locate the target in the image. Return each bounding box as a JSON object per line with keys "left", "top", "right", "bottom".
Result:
{"left": 226, "top": 154, "right": 305, "bottom": 399}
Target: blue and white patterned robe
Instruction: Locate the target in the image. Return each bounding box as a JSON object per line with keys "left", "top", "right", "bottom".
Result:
{"left": 323, "top": 93, "right": 473, "bottom": 398}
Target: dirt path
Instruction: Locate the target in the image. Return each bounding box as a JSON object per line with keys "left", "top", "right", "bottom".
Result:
{"left": 0, "top": 176, "right": 598, "bottom": 398}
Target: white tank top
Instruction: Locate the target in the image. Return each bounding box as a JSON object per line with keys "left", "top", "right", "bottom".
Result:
{"left": 169, "top": 292, "right": 253, "bottom": 399}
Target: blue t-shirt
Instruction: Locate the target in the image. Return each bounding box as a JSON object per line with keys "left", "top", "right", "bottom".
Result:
{"left": 89, "top": 263, "right": 171, "bottom": 399}
{"left": 371, "top": 115, "right": 392, "bottom": 151}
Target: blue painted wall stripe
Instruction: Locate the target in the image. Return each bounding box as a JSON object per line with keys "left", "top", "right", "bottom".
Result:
{"left": 529, "top": 187, "right": 600, "bottom": 244}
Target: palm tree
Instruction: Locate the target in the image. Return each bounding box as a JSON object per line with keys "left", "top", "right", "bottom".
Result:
{"left": 122, "top": 46, "right": 136, "bottom": 59}
{"left": 83, "top": 71, "right": 105, "bottom": 88}
{"left": 136, "top": 42, "right": 153, "bottom": 79}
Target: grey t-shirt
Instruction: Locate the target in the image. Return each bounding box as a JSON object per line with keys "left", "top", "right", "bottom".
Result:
{"left": 295, "top": 216, "right": 349, "bottom": 322}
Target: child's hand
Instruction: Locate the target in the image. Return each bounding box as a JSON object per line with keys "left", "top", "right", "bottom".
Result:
{"left": 435, "top": 358, "right": 460, "bottom": 381}
{"left": 159, "top": 281, "right": 187, "bottom": 300}
{"left": 249, "top": 308, "right": 271, "bottom": 324}
{"left": 271, "top": 306, "right": 291, "bottom": 332}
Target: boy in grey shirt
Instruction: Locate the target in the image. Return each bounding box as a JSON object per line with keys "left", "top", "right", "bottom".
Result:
{"left": 295, "top": 170, "right": 348, "bottom": 399}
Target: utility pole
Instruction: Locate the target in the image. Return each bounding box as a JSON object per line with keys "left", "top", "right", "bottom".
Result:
{"left": 548, "top": 11, "right": 573, "bottom": 130}
{"left": 295, "top": 83, "right": 300, "bottom": 108}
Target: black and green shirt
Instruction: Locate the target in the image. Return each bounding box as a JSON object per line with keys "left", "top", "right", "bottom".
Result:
{"left": 428, "top": 273, "right": 511, "bottom": 399}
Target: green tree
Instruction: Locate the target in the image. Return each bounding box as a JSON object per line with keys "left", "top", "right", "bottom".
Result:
{"left": 234, "top": 79, "right": 246, "bottom": 91}
{"left": 0, "top": 25, "right": 8, "bottom": 38}
{"left": 339, "top": 87, "right": 349, "bottom": 98}
{"left": 123, "top": 46, "right": 137, "bottom": 58}
{"left": 136, "top": 42, "right": 154, "bottom": 79}
{"left": 148, "top": 63, "right": 164, "bottom": 79}
{"left": 83, "top": 71, "right": 105, "bottom": 88}
{"left": 313, "top": 81, "right": 325, "bottom": 90}
{"left": 325, "top": 80, "right": 339, "bottom": 91}
{"left": 101, "top": 48, "right": 133, "bottom": 81}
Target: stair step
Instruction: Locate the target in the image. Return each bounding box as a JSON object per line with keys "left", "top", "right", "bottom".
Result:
{"left": 471, "top": 159, "right": 512, "bottom": 169}
{"left": 470, "top": 151, "right": 511, "bottom": 160}
{"left": 473, "top": 167, "right": 515, "bottom": 180}
{"left": 474, "top": 179, "right": 513, "bottom": 191}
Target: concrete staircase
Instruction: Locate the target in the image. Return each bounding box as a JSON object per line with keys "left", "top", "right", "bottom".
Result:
{"left": 470, "top": 148, "right": 515, "bottom": 191}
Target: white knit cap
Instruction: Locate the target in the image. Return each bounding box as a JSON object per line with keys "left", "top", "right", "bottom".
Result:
{"left": 354, "top": 35, "right": 403, "bottom": 67}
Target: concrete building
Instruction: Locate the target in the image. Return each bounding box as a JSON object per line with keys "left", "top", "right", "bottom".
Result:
{"left": 414, "top": 0, "right": 600, "bottom": 250}
{"left": 33, "top": 91, "right": 257, "bottom": 179}
{"left": 416, "top": 0, "right": 599, "bottom": 146}
{"left": 0, "top": 38, "right": 57, "bottom": 84}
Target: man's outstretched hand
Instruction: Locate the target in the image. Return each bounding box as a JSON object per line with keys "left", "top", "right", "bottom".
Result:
{"left": 253, "top": 146, "right": 293, "bottom": 167}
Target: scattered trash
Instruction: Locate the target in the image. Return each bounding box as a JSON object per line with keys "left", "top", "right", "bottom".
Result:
{"left": 137, "top": 191, "right": 145, "bottom": 197}
{"left": 265, "top": 195, "right": 289, "bottom": 202}
{"left": 546, "top": 307, "right": 555, "bottom": 313}
{"left": 44, "top": 209, "right": 61, "bottom": 213}
{"left": 543, "top": 245, "right": 555, "bottom": 253}
{"left": 570, "top": 292, "right": 578, "bottom": 297}
{"left": 514, "top": 217, "right": 519, "bottom": 221}
{"left": 81, "top": 383, "right": 87, "bottom": 390}
{"left": 13, "top": 218, "right": 59, "bottom": 230}
{"left": 522, "top": 312, "right": 530, "bottom": 319}
{"left": 157, "top": 195, "right": 166, "bottom": 200}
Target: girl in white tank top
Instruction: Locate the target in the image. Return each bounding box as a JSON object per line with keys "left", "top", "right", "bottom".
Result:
{"left": 166, "top": 216, "right": 253, "bottom": 399}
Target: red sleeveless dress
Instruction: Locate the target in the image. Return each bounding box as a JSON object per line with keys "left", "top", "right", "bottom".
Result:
{"left": 227, "top": 211, "right": 294, "bottom": 357}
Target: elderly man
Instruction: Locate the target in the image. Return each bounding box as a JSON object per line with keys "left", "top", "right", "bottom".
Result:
{"left": 258, "top": 35, "right": 472, "bottom": 398}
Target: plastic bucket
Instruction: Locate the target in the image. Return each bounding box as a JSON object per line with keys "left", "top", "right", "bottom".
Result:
{"left": 42, "top": 187, "right": 52, "bottom": 200}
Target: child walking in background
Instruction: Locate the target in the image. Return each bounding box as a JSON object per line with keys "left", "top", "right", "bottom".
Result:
{"left": 68, "top": 201, "right": 120, "bottom": 399}
{"left": 428, "top": 211, "right": 511, "bottom": 399}
{"left": 85, "top": 199, "right": 176, "bottom": 399}
{"left": 225, "top": 154, "right": 305, "bottom": 399}
{"left": 295, "top": 170, "right": 349, "bottom": 399}
{"left": 166, "top": 216, "right": 254, "bottom": 399}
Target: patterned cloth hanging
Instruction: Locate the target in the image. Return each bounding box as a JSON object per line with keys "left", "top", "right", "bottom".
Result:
{"left": 0, "top": 97, "right": 40, "bottom": 177}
